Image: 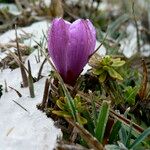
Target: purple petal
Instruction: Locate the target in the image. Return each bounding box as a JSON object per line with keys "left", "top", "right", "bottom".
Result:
{"left": 65, "top": 19, "right": 96, "bottom": 84}
{"left": 48, "top": 18, "right": 71, "bottom": 79}
{"left": 85, "top": 19, "right": 96, "bottom": 54}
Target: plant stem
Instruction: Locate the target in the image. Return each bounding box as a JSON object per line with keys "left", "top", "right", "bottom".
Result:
{"left": 15, "top": 25, "right": 28, "bottom": 87}
{"left": 27, "top": 60, "right": 35, "bottom": 98}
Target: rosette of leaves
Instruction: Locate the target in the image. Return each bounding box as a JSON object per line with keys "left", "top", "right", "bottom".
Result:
{"left": 52, "top": 95, "right": 87, "bottom": 125}
{"left": 90, "top": 55, "right": 125, "bottom": 82}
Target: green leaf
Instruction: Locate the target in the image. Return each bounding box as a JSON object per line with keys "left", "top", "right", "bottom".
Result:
{"left": 95, "top": 101, "right": 110, "bottom": 142}
{"left": 82, "top": 109, "right": 95, "bottom": 135}
{"left": 109, "top": 121, "right": 122, "bottom": 144}
{"left": 76, "top": 113, "right": 87, "bottom": 125}
{"left": 93, "top": 69, "right": 104, "bottom": 75}
{"left": 99, "top": 71, "right": 107, "bottom": 82}
{"left": 56, "top": 71, "right": 77, "bottom": 121}
{"left": 103, "top": 66, "right": 123, "bottom": 80}
{"left": 129, "top": 127, "right": 150, "bottom": 149}
{"left": 124, "top": 86, "right": 138, "bottom": 105}
{"left": 107, "top": 14, "right": 129, "bottom": 37}
{"left": 56, "top": 99, "right": 66, "bottom": 110}
{"left": 119, "top": 124, "right": 128, "bottom": 145}
{"left": 111, "top": 60, "right": 125, "bottom": 67}
{"left": 102, "top": 55, "right": 111, "bottom": 65}
{"left": 52, "top": 110, "right": 71, "bottom": 118}
{"left": 126, "top": 124, "right": 133, "bottom": 147}
{"left": 105, "top": 144, "right": 126, "bottom": 150}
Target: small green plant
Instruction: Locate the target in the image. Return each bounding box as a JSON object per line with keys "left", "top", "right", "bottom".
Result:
{"left": 90, "top": 55, "right": 125, "bottom": 82}
{"left": 52, "top": 95, "right": 87, "bottom": 125}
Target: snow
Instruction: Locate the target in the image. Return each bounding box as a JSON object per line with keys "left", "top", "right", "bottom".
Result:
{"left": 120, "top": 24, "right": 137, "bottom": 58}
{"left": 0, "top": 20, "right": 49, "bottom": 47}
{"left": 0, "top": 48, "right": 62, "bottom": 149}
{"left": 0, "top": 77, "right": 61, "bottom": 150}
{"left": 43, "top": 0, "right": 51, "bottom": 7}
{"left": 0, "top": 3, "right": 21, "bottom": 15}
{"left": 141, "top": 44, "right": 150, "bottom": 57}
{"left": 0, "top": 19, "right": 62, "bottom": 149}
{"left": 0, "top": 20, "right": 50, "bottom": 67}
{"left": 0, "top": 67, "right": 62, "bottom": 150}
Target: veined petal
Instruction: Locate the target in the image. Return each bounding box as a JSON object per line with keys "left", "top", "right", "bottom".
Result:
{"left": 85, "top": 19, "right": 96, "bottom": 54}
{"left": 65, "top": 19, "right": 96, "bottom": 84}
{"left": 48, "top": 18, "right": 71, "bottom": 79}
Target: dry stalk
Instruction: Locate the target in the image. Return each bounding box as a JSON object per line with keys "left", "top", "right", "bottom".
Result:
{"left": 50, "top": 0, "right": 64, "bottom": 17}
{"left": 9, "top": 86, "right": 22, "bottom": 97}
{"left": 138, "top": 59, "right": 148, "bottom": 100}
{"left": 132, "top": 1, "right": 140, "bottom": 52}
{"left": 27, "top": 60, "right": 35, "bottom": 98}
{"left": 4, "top": 80, "right": 8, "bottom": 92}
{"left": 15, "top": 25, "right": 28, "bottom": 87}
{"left": 37, "top": 58, "right": 47, "bottom": 81}
{"left": 12, "top": 100, "right": 29, "bottom": 113}
{"left": 34, "top": 55, "right": 39, "bottom": 63}
{"left": 41, "top": 78, "right": 50, "bottom": 110}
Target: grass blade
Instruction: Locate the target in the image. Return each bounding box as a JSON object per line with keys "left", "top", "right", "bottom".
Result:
{"left": 95, "top": 100, "right": 110, "bottom": 142}
{"left": 109, "top": 120, "right": 122, "bottom": 144}
{"left": 119, "top": 124, "right": 128, "bottom": 145}
{"left": 107, "top": 14, "right": 129, "bottom": 37}
{"left": 129, "top": 127, "right": 150, "bottom": 149}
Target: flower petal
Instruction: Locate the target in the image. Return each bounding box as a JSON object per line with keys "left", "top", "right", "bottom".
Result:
{"left": 48, "top": 18, "right": 71, "bottom": 79}
{"left": 65, "top": 19, "right": 96, "bottom": 83}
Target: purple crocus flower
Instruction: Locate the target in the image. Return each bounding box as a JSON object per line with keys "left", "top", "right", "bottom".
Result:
{"left": 48, "top": 18, "right": 96, "bottom": 85}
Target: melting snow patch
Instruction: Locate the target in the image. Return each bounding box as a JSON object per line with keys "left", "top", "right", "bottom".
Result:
{"left": 0, "top": 77, "right": 62, "bottom": 150}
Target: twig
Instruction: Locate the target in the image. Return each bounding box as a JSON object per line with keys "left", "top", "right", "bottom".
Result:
{"left": 4, "top": 80, "right": 8, "bottom": 92}
{"left": 41, "top": 78, "right": 50, "bottom": 110}
{"left": 15, "top": 25, "right": 28, "bottom": 87}
{"left": 138, "top": 59, "right": 148, "bottom": 100}
{"left": 132, "top": 1, "right": 140, "bottom": 52}
{"left": 37, "top": 48, "right": 41, "bottom": 62}
{"left": 0, "top": 42, "right": 28, "bottom": 49}
{"left": 7, "top": 50, "right": 29, "bottom": 73}
{"left": 12, "top": 100, "right": 29, "bottom": 113}
{"left": 56, "top": 143, "right": 90, "bottom": 150}
{"left": 62, "top": 3, "right": 79, "bottom": 19}
{"left": 42, "top": 29, "right": 48, "bottom": 43}
{"left": 89, "top": 32, "right": 108, "bottom": 59}
{"left": 6, "top": 127, "right": 14, "bottom": 136}
{"left": 37, "top": 58, "right": 47, "bottom": 81}
{"left": 50, "top": 0, "right": 64, "bottom": 17}
{"left": 9, "top": 86, "right": 22, "bottom": 97}
{"left": 27, "top": 60, "right": 35, "bottom": 98}
{"left": 34, "top": 55, "right": 39, "bottom": 63}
